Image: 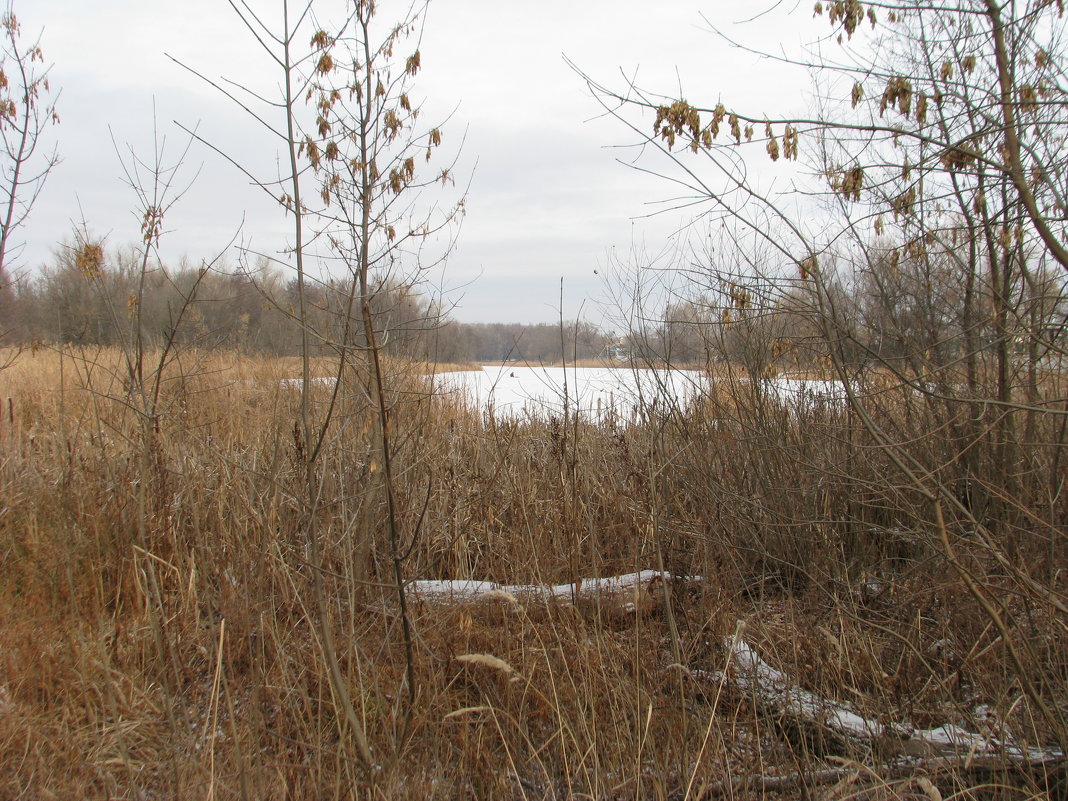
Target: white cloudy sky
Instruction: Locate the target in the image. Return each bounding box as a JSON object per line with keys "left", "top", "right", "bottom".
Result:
{"left": 17, "top": 0, "right": 823, "bottom": 323}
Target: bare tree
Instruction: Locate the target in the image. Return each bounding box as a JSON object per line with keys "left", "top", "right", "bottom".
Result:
{"left": 0, "top": 3, "right": 58, "bottom": 345}
{"left": 174, "top": 0, "right": 462, "bottom": 769}
{"left": 582, "top": 0, "right": 1068, "bottom": 756}
{"left": 305, "top": 0, "right": 463, "bottom": 724}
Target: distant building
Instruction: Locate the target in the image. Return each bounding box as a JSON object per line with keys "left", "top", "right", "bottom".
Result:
{"left": 605, "top": 342, "right": 629, "bottom": 361}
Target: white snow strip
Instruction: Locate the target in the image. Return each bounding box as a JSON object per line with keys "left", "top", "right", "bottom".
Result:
{"left": 728, "top": 637, "right": 884, "bottom": 739}
{"left": 727, "top": 635, "right": 1064, "bottom": 761}
{"left": 279, "top": 376, "right": 338, "bottom": 388}
{"left": 915, "top": 724, "right": 1060, "bottom": 761}
{"left": 408, "top": 570, "right": 677, "bottom": 603}
{"left": 405, "top": 579, "right": 500, "bottom": 599}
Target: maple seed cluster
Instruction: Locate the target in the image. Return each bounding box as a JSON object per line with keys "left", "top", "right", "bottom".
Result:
{"left": 653, "top": 100, "right": 791, "bottom": 161}
{"left": 1, "top": 12, "right": 56, "bottom": 123}
{"left": 813, "top": 0, "right": 877, "bottom": 40}
{"left": 75, "top": 242, "right": 104, "bottom": 280}
{"left": 141, "top": 205, "right": 163, "bottom": 245}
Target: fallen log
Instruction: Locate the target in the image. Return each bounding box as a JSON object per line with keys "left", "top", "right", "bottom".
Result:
{"left": 407, "top": 569, "right": 684, "bottom": 612}
{"left": 723, "top": 630, "right": 1063, "bottom": 764}
{"left": 406, "top": 571, "right": 1063, "bottom": 789}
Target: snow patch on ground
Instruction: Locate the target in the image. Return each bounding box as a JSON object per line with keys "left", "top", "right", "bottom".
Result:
{"left": 728, "top": 637, "right": 885, "bottom": 739}
{"left": 726, "top": 633, "right": 1063, "bottom": 762}
{"left": 408, "top": 569, "right": 676, "bottom": 607}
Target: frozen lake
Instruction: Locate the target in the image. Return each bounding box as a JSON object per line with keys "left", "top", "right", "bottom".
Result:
{"left": 431, "top": 365, "right": 704, "bottom": 422}
{"left": 430, "top": 365, "right": 846, "bottom": 422}
{"left": 279, "top": 366, "right": 848, "bottom": 422}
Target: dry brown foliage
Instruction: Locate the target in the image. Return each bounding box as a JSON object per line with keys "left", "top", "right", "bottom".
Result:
{"left": 0, "top": 348, "right": 1063, "bottom": 799}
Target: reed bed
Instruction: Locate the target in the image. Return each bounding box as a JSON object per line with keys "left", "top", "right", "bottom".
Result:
{"left": 0, "top": 347, "right": 1064, "bottom": 799}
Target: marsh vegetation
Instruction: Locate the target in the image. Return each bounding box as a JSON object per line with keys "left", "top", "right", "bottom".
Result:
{"left": 1, "top": 0, "right": 1067, "bottom": 799}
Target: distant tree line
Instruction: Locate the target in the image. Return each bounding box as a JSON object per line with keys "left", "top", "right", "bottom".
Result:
{"left": 6, "top": 238, "right": 1064, "bottom": 373}
{"left": 625, "top": 252, "right": 1067, "bottom": 375}
{"left": 1, "top": 242, "right": 619, "bottom": 364}
{"left": 435, "top": 319, "right": 613, "bottom": 363}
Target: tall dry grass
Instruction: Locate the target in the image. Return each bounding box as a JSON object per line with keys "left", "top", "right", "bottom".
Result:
{"left": 0, "top": 347, "right": 1064, "bottom": 799}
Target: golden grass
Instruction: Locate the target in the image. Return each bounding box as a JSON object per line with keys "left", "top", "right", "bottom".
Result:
{"left": 0, "top": 347, "right": 1063, "bottom": 799}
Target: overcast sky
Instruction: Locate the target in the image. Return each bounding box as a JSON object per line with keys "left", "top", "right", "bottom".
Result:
{"left": 17, "top": 0, "right": 821, "bottom": 323}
